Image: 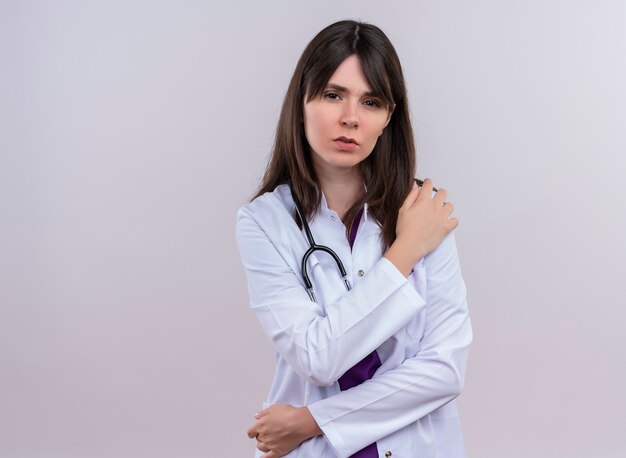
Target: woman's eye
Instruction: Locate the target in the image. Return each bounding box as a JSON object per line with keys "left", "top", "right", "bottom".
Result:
{"left": 363, "top": 99, "right": 380, "bottom": 108}
{"left": 324, "top": 92, "right": 341, "bottom": 100}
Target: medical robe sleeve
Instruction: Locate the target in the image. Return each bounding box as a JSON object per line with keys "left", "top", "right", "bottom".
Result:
{"left": 236, "top": 208, "right": 426, "bottom": 387}
{"left": 307, "top": 232, "right": 472, "bottom": 458}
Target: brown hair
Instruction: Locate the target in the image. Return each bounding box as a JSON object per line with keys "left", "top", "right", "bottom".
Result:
{"left": 254, "top": 20, "right": 416, "bottom": 249}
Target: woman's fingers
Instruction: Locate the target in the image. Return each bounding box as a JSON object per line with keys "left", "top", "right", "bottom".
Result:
{"left": 401, "top": 181, "right": 421, "bottom": 210}
{"left": 247, "top": 412, "right": 263, "bottom": 438}
{"left": 443, "top": 201, "right": 454, "bottom": 216}
{"left": 416, "top": 178, "right": 433, "bottom": 202}
{"left": 433, "top": 186, "right": 447, "bottom": 206}
{"left": 257, "top": 441, "right": 271, "bottom": 452}
{"left": 404, "top": 178, "right": 455, "bottom": 210}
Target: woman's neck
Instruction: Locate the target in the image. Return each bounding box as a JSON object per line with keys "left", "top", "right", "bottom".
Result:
{"left": 317, "top": 169, "right": 364, "bottom": 220}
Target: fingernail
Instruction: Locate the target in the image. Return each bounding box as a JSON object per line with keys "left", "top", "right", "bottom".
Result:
{"left": 254, "top": 412, "right": 260, "bottom": 419}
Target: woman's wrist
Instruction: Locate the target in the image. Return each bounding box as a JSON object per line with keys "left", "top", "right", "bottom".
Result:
{"left": 295, "top": 406, "right": 323, "bottom": 440}
{"left": 384, "top": 238, "right": 424, "bottom": 277}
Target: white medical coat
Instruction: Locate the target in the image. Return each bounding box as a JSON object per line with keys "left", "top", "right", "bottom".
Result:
{"left": 236, "top": 184, "right": 472, "bottom": 458}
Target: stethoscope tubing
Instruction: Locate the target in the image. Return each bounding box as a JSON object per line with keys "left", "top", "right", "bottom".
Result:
{"left": 292, "top": 191, "right": 351, "bottom": 302}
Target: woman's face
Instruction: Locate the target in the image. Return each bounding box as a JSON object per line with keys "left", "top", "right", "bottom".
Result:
{"left": 303, "top": 54, "right": 391, "bottom": 178}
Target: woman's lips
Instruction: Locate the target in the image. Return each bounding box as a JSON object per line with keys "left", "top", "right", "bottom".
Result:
{"left": 334, "top": 137, "right": 358, "bottom": 151}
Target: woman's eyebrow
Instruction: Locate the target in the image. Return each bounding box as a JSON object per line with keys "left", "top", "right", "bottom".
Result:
{"left": 326, "top": 83, "right": 376, "bottom": 97}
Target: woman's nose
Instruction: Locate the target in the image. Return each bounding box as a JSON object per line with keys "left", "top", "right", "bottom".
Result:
{"left": 340, "top": 101, "right": 359, "bottom": 128}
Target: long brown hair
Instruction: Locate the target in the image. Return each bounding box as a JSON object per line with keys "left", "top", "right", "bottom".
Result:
{"left": 254, "top": 20, "right": 416, "bottom": 249}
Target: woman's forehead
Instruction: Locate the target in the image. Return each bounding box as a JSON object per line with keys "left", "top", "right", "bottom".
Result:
{"left": 325, "top": 55, "right": 374, "bottom": 95}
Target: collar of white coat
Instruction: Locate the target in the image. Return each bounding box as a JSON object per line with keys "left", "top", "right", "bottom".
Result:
{"left": 256, "top": 184, "right": 369, "bottom": 224}
{"left": 318, "top": 184, "right": 370, "bottom": 222}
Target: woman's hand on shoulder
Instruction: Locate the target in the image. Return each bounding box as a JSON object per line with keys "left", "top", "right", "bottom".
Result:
{"left": 385, "top": 179, "right": 458, "bottom": 276}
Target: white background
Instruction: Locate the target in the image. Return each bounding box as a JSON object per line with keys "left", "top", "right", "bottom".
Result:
{"left": 1, "top": 1, "right": 625, "bottom": 457}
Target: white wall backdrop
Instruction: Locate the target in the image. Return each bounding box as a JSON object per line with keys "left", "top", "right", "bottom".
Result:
{"left": 1, "top": 1, "right": 625, "bottom": 457}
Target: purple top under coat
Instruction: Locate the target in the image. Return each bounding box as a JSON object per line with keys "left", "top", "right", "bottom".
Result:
{"left": 336, "top": 207, "right": 380, "bottom": 458}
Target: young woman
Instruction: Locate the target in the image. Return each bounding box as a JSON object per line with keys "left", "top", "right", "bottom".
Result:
{"left": 236, "top": 20, "right": 472, "bottom": 458}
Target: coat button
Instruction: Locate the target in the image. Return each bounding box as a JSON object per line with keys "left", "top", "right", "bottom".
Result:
{"left": 330, "top": 215, "right": 336, "bottom": 221}
{"left": 385, "top": 452, "right": 392, "bottom": 457}
{"left": 357, "top": 270, "right": 365, "bottom": 277}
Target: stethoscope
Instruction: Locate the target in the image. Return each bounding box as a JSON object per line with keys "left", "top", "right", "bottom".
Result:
{"left": 291, "top": 178, "right": 436, "bottom": 303}
{"left": 291, "top": 190, "right": 351, "bottom": 303}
